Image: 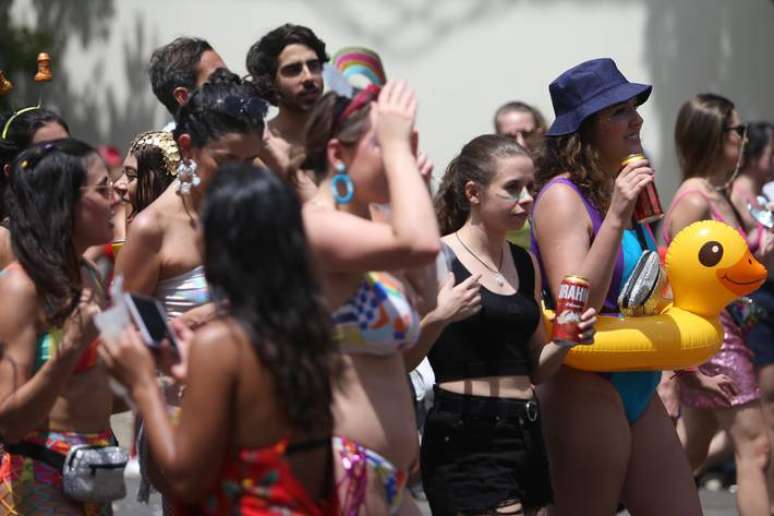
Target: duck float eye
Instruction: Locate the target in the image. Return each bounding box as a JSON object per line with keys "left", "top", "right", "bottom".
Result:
{"left": 698, "top": 241, "right": 723, "bottom": 267}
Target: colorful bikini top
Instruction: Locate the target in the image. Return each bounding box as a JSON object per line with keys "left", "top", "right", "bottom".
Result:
{"left": 153, "top": 265, "right": 210, "bottom": 319}
{"left": 178, "top": 437, "right": 337, "bottom": 516}
{"left": 331, "top": 272, "right": 421, "bottom": 355}
{"left": 33, "top": 328, "right": 99, "bottom": 375}
{"left": 0, "top": 262, "right": 99, "bottom": 375}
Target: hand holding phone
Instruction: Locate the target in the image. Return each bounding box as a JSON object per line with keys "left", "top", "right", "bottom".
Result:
{"left": 124, "top": 293, "right": 178, "bottom": 351}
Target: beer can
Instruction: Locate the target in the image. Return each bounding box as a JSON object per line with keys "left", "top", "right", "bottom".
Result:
{"left": 621, "top": 153, "right": 664, "bottom": 224}
{"left": 553, "top": 275, "right": 590, "bottom": 345}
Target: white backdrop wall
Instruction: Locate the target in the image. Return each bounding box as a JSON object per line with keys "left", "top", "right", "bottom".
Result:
{"left": 8, "top": 0, "right": 774, "bottom": 205}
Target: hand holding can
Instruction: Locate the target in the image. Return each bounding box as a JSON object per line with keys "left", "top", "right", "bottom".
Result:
{"left": 552, "top": 275, "right": 590, "bottom": 346}
{"left": 621, "top": 154, "right": 664, "bottom": 224}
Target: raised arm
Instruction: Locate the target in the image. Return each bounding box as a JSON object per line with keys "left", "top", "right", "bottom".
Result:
{"left": 304, "top": 81, "right": 440, "bottom": 273}
{"left": 534, "top": 162, "right": 651, "bottom": 311}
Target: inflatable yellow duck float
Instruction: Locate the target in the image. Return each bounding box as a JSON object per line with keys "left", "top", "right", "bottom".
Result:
{"left": 547, "top": 220, "right": 768, "bottom": 372}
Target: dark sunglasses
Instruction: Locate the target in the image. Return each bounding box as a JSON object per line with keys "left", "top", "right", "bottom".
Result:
{"left": 220, "top": 95, "right": 268, "bottom": 127}
{"left": 724, "top": 125, "right": 746, "bottom": 137}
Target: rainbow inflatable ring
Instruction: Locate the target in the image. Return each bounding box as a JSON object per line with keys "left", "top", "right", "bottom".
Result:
{"left": 545, "top": 220, "right": 768, "bottom": 371}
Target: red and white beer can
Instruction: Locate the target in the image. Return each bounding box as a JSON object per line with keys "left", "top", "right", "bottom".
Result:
{"left": 553, "top": 275, "right": 590, "bottom": 345}
{"left": 621, "top": 153, "right": 664, "bottom": 224}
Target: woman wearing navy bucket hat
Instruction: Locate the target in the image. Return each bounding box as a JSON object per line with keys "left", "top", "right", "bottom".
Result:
{"left": 531, "top": 58, "right": 702, "bottom": 515}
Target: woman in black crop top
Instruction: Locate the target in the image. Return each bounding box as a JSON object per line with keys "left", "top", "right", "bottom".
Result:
{"left": 405, "top": 135, "right": 596, "bottom": 515}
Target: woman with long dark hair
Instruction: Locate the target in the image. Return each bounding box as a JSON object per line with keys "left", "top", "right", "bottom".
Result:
{"left": 0, "top": 138, "right": 118, "bottom": 513}
{"left": 86, "top": 131, "right": 180, "bottom": 281}
{"left": 114, "top": 69, "right": 267, "bottom": 513}
{"left": 302, "top": 80, "right": 440, "bottom": 515}
{"left": 101, "top": 164, "right": 337, "bottom": 514}
{"left": 0, "top": 107, "right": 70, "bottom": 269}
{"left": 116, "top": 68, "right": 265, "bottom": 324}
{"left": 124, "top": 130, "right": 180, "bottom": 219}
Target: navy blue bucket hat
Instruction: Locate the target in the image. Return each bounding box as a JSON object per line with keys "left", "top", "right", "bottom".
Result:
{"left": 546, "top": 58, "right": 652, "bottom": 136}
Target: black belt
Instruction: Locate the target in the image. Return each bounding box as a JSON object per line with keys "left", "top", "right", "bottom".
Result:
{"left": 5, "top": 442, "right": 66, "bottom": 470}
{"left": 433, "top": 387, "right": 540, "bottom": 423}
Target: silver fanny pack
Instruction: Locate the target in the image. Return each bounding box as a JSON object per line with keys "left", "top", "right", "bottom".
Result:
{"left": 618, "top": 250, "right": 667, "bottom": 317}
{"left": 6, "top": 441, "right": 128, "bottom": 503}
{"left": 62, "top": 444, "right": 128, "bottom": 503}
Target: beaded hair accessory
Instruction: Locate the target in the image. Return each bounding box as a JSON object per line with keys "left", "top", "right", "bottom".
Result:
{"left": 18, "top": 142, "right": 57, "bottom": 170}
{"left": 128, "top": 130, "right": 181, "bottom": 178}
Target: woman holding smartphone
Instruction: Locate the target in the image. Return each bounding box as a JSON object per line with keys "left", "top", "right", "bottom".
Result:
{"left": 114, "top": 68, "right": 268, "bottom": 514}
{"left": 0, "top": 139, "right": 118, "bottom": 513}
{"left": 101, "top": 164, "right": 338, "bottom": 514}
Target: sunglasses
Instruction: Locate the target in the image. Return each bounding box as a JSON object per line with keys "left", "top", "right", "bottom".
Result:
{"left": 219, "top": 95, "right": 268, "bottom": 128}
{"left": 724, "top": 125, "right": 746, "bottom": 138}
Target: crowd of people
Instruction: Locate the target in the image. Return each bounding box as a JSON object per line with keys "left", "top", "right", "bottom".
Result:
{"left": 0, "top": 21, "right": 772, "bottom": 516}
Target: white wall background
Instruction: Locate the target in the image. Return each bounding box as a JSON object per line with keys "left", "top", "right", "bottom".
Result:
{"left": 8, "top": 0, "right": 774, "bottom": 204}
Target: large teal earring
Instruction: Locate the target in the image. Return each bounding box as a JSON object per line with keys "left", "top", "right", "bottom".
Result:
{"left": 331, "top": 162, "right": 354, "bottom": 204}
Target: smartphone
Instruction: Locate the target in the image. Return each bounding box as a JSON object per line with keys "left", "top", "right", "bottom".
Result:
{"left": 124, "top": 292, "right": 178, "bottom": 351}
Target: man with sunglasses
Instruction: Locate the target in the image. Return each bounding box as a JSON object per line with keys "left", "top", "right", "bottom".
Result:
{"left": 245, "top": 24, "right": 328, "bottom": 197}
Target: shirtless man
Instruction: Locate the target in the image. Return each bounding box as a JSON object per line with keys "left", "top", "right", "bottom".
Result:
{"left": 246, "top": 24, "right": 327, "bottom": 199}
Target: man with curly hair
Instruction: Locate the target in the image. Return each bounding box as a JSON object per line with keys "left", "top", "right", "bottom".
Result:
{"left": 246, "top": 24, "right": 327, "bottom": 193}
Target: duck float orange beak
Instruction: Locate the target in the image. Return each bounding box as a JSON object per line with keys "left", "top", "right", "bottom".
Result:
{"left": 547, "top": 220, "right": 768, "bottom": 372}
{"left": 717, "top": 250, "right": 767, "bottom": 297}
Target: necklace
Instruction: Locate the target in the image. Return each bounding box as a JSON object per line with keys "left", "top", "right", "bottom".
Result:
{"left": 455, "top": 231, "right": 506, "bottom": 287}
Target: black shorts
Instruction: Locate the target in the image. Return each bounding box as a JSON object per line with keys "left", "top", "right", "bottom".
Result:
{"left": 420, "top": 388, "right": 553, "bottom": 515}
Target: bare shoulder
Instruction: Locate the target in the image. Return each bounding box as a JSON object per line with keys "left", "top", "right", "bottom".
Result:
{"left": 190, "top": 318, "right": 248, "bottom": 366}
{"left": 534, "top": 180, "right": 588, "bottom": 220}
{"left": 673, "top": 180, "right": 711, "bottom": 211}
{"left": 126, "top": 204, "right": 164, "bottom": 245}
{"left": 0, "top": 264, "right": 36, "bottom": 302}
{"left": 533, "top": 180, "right": 591, "bottom": 233}
{"left": 0, "top": 265, "right": 39, "bottom": 328}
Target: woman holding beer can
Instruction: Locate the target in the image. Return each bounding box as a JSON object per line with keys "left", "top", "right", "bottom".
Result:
{"left": 410, "top": 134, "right": 596, "bottom": 515}
{"left": 663, "top": 94, "right": 774, "bottom": 516}
{"left": 531, "top": 58, "right": 703, "bottom": 515}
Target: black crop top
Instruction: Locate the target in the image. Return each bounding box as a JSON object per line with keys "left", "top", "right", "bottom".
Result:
{"left": 428, "top": 243, "right": 540, "bottom": 383}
